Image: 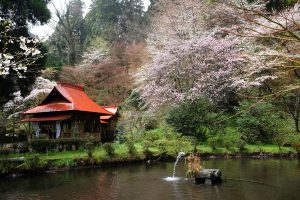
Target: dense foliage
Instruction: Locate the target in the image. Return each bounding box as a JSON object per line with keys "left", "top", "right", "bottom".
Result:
{"left": 85, "top": 0, "right": 147, "bottom": 43}
{"left": 166, "top": 98, "right": 223, "bottom": 141}
{"left": 236, "top": 100, "right": 290, "bottom": 144}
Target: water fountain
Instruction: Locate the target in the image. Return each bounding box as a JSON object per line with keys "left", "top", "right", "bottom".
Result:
{"left": 164, "top": 152, "right": 185, "bottom": 181}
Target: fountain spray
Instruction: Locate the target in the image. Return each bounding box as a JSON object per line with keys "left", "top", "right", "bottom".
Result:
{"left": 172, "top": 152, "right": 186, "bottom": 178}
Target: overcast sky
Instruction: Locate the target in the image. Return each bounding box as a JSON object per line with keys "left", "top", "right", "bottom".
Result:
{"left": 30, "top": 0, "right": 151, "bottom": 38}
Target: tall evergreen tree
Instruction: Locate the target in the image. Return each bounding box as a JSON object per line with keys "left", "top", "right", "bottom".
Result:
{"left": 85, "top": 0, "right": 147, "bottom": 44}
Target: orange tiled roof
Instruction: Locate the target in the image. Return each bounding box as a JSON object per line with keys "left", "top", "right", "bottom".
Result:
{"left": 100, "top": 106, "right": 118, "bottom": 123}
{"left": 23, "top": 82, "right": 112, "bottom": 115}
{"left": 21, "top": 114, "right": 72, "bottom": 122}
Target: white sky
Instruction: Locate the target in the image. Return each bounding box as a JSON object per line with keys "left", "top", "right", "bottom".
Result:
{"left": 30, "top": 0, "right": 151, "bottom": 38}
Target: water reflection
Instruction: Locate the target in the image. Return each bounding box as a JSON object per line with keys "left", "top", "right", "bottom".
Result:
{"left": 0, "top": 159, "right": 300, "bottom": 200}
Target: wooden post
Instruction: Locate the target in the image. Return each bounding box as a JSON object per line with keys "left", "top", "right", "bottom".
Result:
{"left": 28, "top": 122, "right": 32, "bottom": 141}
{"left": 99, "top": 123, "right": 102, "bottom": 142}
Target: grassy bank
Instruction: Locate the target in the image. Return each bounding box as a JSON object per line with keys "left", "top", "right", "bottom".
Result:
{"left": 197, "top": 144, "right": 295, "bottom": 154}
{"left": 0, "top": 143, "right": 297, "bottom": 177}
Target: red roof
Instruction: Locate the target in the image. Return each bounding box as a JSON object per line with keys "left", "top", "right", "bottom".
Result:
{"left": 100, "top": 115, "right": 112, "bottom": 120}
{"left": 23, "top": 103, "right": 73, "bottom": 114}
{"left": 21, "top": 115, "right": 72, "bottom": 122}
{"left": 23, "top": 82, "right": 112, "bottom": 115}
{"left": 100, "top": 106, "right": 118, "bottom": 123}
{"left": 102, "top": 106, "right": 118, "bottom": 114}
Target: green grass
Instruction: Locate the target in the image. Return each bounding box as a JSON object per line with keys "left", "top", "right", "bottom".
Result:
{"left": 196, "top": 144, "right": 296, "bottom": 154}
{"left": 41, "top": 150, "right": 87, "bottom": 160}
{"left": 2, "top": 144, "right": 296, "bottom": 162}
{"left": 197, "top": 145, "right": 213, "bottom": 153}
{"left": 243, "top": 144, "right": 295, "bottom": 154}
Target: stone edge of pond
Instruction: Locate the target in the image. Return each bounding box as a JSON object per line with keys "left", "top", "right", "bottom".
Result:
{"left": 1, "top": 152, "right": 298, "bottom": 178}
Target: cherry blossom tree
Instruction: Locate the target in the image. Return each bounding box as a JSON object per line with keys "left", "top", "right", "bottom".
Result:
{"left": 2, "top": 77, "right": 55, "bottom": 136}
{"left": 136, "top": 35, "right": 245, "bottom": 108}
{"left": 136, "top": 0, "right": 247, "bottom": 109}
{"left": 223, "top": 0, "right": 300, "bottom": 132}
{"left": 146, "top": 0, "right": 203, "bottom": 54}
{"left": 225, "top": 1, "right": 300, "bottom": 89}
{"left": 132, "top": 0, "right": 299, "bottom": 117}
{"left": 0, "top": 19, "right": 42, "bottom": 77}
{"left": 3, "top": 77, "right": 55, "bottom": 117}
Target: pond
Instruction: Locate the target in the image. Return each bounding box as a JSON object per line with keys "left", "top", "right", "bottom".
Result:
{"left": 1, "top": 159, "right": 300, "bottom": 200}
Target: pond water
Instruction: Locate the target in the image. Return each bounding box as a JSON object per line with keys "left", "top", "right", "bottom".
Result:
{"left": 1, "top": 159, "right": 300, "bottom": 200}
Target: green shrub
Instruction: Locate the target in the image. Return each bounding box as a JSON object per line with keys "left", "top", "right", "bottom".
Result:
{"left": 207, "top": 135, "right": 222, "bottom": 149}
{"left": 288, "top": 134, "right": 300, "bottom": 152}
{"left": 23, "top": 154, "right": 47, "bottom": 170}
{"left": 28, "top": 138, "right": 98, "bottom": 152}
{"left": 85, "top": 142, "right": 95, "bottom": 157}
{"left": 113, "top": 144, "right": 129, "bottom": 159}
{"left": 143, "top": 128, "right": 164, "bottom": 142}
{"left": 0, "top": 161, "right": 16, "bottom": 175}
{"left": 140, "top": 129, "right": 164, "bottom": 153}
{"left": 273, "top": 132, "right": 289, "bottom": 149}
{"left": 236, "top": 100, "right": 289, "bottom": 144}
{"left": 126, "top": 140, "right": 137, "bottom": 156}
{"left": 166, "top": 98, "right": 224, "bottom": 141}
{"left": 164, "top": 135, "right": 194, "bottom": 156}
{"left": 52, "top": 159, "right": 76, "bottom": 168}
{"left": 0, "top": 148, "right": 12, "bottom": 158}
{"left": 102, "top": 143, "right": 115, "bottom": 157}
{"left": 222, "top": 127, "right": 246, "bottom": 150}
{"left": 153, "top": 139, "right": 167, "bottom": 155}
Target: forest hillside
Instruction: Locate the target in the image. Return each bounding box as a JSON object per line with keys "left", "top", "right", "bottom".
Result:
{"left": 1, "top": 0, "right": 300, "bottom": 149}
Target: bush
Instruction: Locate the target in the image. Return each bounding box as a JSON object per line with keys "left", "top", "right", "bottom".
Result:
{"left": 126, "top": 140, "right": 137, "bottom": 156}
{"left": 51, "top": 159, "right": 76, "bottom": 168}
{"left": 288, "top": 134, "right": 300, "bottom": 152}
{"left": 0, "top": 161, "right": 16, "bottom": 175}
{"left": 102, "top": 143, "right": 115, "bottom": 157}
{"left": 222, "top": 127, "right": 246, "bottom": 150}
{"left": 207, "top": 135, "right": 222, "bottom": 149}
{"left": 0, "top": 148, "right": 12, "bottom": 158}
{"left": 85, "top": 142, "right": 95, "bottom": 157}
{"left": 166, "top": 98, "right": 224, "bottom": 141}
{"left": 143, "top": 128, "right": 164, "bottom": 142}
{"left": 273, "top": 132, "right": 289, "bottom": 149}
{"left": 28, "top": 138, "right": 99, "bottom": 153}
{"left": 23, "top": 154, "right": 47, "bottom": 170}
{"left": 236, "top": 100, "right": 289, "bottom": 144}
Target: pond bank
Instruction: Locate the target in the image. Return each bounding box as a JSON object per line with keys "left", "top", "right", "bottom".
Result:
{"left": 1, "top": 150, "right": 299, "bottom": 178}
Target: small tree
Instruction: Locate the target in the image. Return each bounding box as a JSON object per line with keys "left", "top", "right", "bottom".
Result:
{"left": 236, "top": 100, "right": 288, "bottom": 144}
{"left": 166, "top": 98, "right": 225, "bottom": 141}
{"left": 289, "top": 133, "right": 300, "bottom": 158}
{"left": 222, "top": 127, "right": 246, "bottom": 150}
